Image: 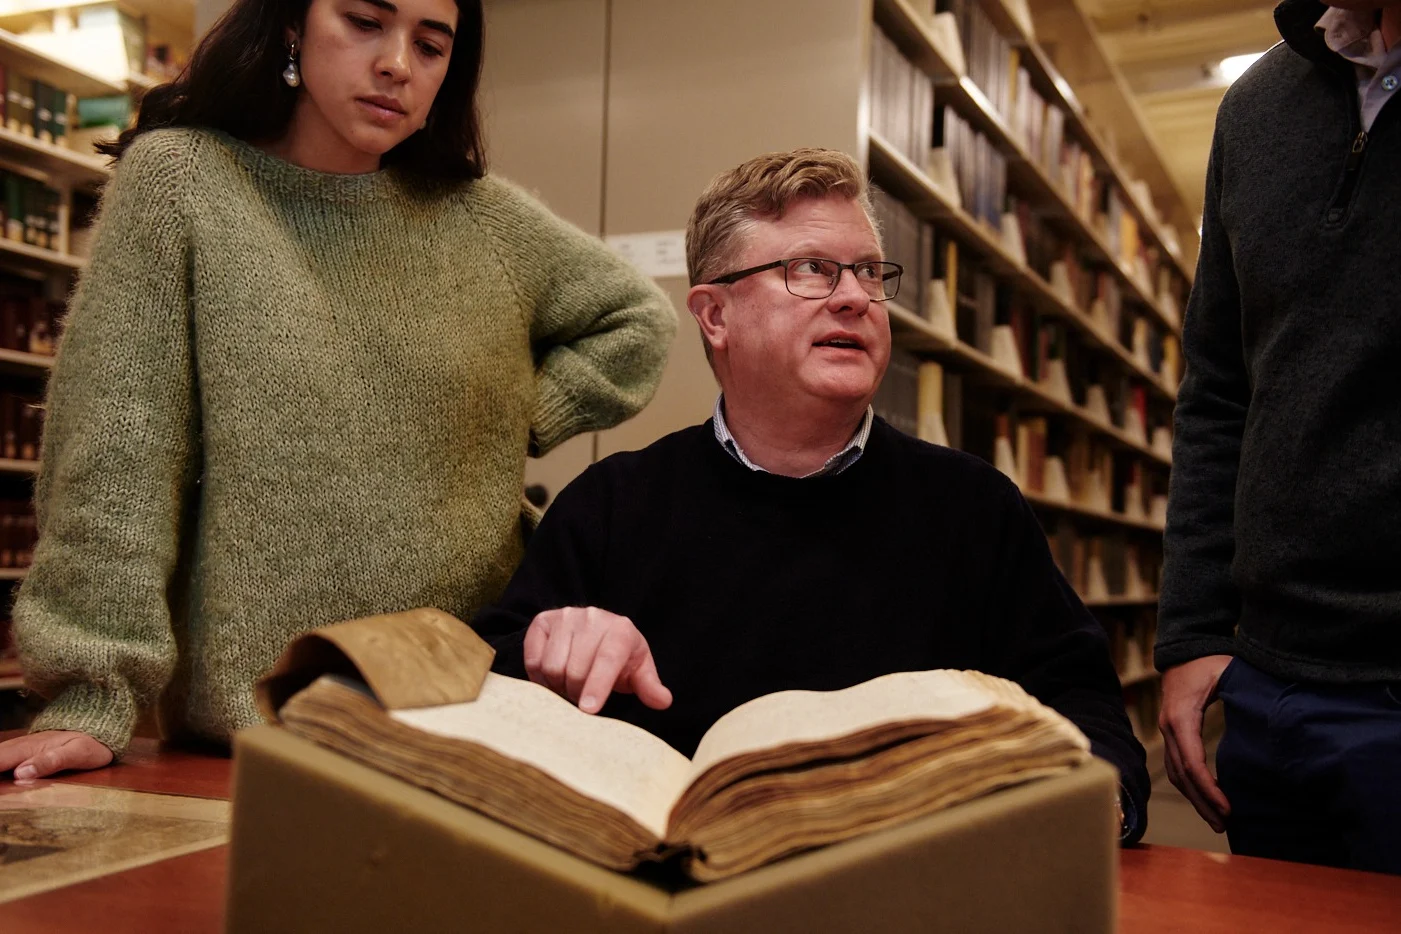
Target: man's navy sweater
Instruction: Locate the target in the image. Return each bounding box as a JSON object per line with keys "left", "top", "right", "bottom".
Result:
{"left": 1158, "top": 0, "right": 1401, "bottom": 681}
{"left": 474, "top": 418, "right": 1149, "bottom": 842}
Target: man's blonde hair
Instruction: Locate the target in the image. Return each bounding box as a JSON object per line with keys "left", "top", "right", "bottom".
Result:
{"left": 685, "top": 148, "right": 874, "bottom": 288}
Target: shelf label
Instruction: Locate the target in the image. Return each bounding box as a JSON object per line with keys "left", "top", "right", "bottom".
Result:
{"left": 606, "top": 230, "right": 688, "bottom": 279}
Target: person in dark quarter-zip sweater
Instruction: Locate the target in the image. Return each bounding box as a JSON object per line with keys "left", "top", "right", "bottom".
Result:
{"left": 1156, "top": 0, "right": 1401, "bottom": 874}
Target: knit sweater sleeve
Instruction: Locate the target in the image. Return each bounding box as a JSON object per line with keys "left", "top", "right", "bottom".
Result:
{"left": 1156, "top": 118, "right": 1247, "bottom": 671}
{"left": 13, "top": 131, "right": 198, "bottom": 756}
{"left": 982, "top": 482, "right": 1150, "bottom": 844}
{"left": 471, "top": 462, "right": 613, "bottom": 677}
{"left": 472, "top": 178, "right": 677, "bottom": 455}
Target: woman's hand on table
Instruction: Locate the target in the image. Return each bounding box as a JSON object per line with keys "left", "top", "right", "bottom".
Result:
{"left": 0, "top": 730, "right": 113, "bottom": 780}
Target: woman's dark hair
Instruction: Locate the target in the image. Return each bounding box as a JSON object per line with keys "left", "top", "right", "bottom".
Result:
{"left": 100, "top": 0, "right": 487, "bottom": 183}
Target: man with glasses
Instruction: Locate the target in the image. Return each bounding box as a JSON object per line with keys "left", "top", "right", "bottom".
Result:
{"left": 473, "top": 148, "right": 1148, "bottom": 841}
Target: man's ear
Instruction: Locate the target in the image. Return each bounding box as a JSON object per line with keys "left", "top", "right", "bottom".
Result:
{"left": 686, "top": 284, "right": 728, "bottom": 356}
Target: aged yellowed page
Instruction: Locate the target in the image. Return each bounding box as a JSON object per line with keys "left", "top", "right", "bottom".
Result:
{"left": 686, "top": 669, "right": 1012, "bottom": 781}
{"left": 390, "top": 672, "right": 692, "bottom": 839}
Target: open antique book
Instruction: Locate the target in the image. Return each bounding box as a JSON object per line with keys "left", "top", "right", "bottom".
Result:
{"left": 258, "top": 609, "right": 1092, "bottom": 883}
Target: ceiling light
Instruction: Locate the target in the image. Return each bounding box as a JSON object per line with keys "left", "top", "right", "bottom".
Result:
{"left": 1219, "top": 52, "right": 1265, "bottom": 83}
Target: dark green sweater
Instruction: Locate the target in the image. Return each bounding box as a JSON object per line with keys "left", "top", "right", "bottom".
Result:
{"left": 15, "top": 128, "right": 676, "bottom": 754}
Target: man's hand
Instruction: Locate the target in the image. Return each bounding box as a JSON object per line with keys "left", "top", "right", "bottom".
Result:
{"left": 523, "top": 606, "right": 672, "bottom": 714}
{"left": 0, "top": 730, "right": 114, "bottom": 781}
{"left": 1159, "top": 654, "right": 1233, "bottom": 832}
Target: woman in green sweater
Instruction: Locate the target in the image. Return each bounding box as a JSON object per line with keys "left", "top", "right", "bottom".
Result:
{"left": 0, "top": 0, "right": 675, "bottom": 779}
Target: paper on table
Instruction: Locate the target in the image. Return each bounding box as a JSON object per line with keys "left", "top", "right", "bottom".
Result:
{"left": 0, "top": 784, "right": 229, "bottom": 904}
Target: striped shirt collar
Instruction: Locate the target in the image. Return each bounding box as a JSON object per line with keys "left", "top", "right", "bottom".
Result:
{"left": 711, "top": 395, "right": 874, "bottom": 478}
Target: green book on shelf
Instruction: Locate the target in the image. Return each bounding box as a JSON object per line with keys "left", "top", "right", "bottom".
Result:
{"left": 33, "top": 80, "right": 52, "bottom": 143}
{"left": 51, "top": 87, "right": 71, "bottom": 146}
{"left": 8, "top": 77, "right": 34, "bottom": 137}
{"left": 3, "top": 175, "right": 22, "bottom": 243}
{"left": 76, "top": 95, "right": 131, "bottom": 130}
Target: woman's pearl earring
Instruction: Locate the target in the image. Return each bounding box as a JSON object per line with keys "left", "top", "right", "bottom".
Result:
{"left": 282, "top": 41, "right": 302, "bottom": 88}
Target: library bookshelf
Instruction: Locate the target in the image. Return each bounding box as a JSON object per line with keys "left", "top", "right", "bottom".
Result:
{"left": 862, "top": 0, "right": 1187, "bottom": 754}
{"left": 489, "top": 0, "right": 1187, "bottom": 756}
{"left": 0, "top": 7, "right": 195, "bottom": 699}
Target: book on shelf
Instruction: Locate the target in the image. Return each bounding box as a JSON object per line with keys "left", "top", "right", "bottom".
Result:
{"left": 930, "top": 230, "right": 959, "bottom": 318}
{"left": 1150, "top": 425, "right": 1172, "bottom": 459}
{"left": 0, "top": 172, "right": 62, "bottom": 251}
{"left": 1013, "top": 415, "right": 1047, "bottom": 493}
{"left": 1043, "top": 454, "right": 1071, "bottom": 502}
{"left": 0, "top": 391, "right": 43, "bottom": 462}
{"left": 950, "top": 249, "right": 996, "bottom": 355}
{"left": 870, "top": 24, "right": 935, "bottom": 173}
{"left": 1099, "top": 188, "right": 1142, "bottom": 273}
{"left": 259, "top": 609, "right": 1094, "bottom": 883}
{"left": 943, "top": 369, "right": 964, "bottom": 450}
{"left": 929, "top": 0, "right": 1187, "bottom": 287}
{"left": 1084, "top": 383, "right": 1111, "bottom": 425}
{"left": 870, "top": 188, "right": 929, "bottom": 321}
{"left": 1090, "top": 272, "right": 1122, "bottom": 337}
{"left": 1160, "top": 334, "right": 1181, "bottom": 389}
{"left": 1084, "top": 538, "right": 1110, "bottom": 601}
{"left": 1125, "top": 385, "right": 1149, "bottom": 444}
{"left": 0, "top": 616, "right": 14, "bottom": 673}
{"left": 33, "top": 80, "right": 53, "bottom": 144}
{"left": 1124, "top": 685, "right": 1161, "bottom": 747}
{"left": 4, "top": 73, "right": 34, "bottom": 138}
{"left": 872, "top": 352, "right": 963, "bottom": 452}
{"left": 0, "top": 272, "right": 63, "bottom": 355}
{"left": 999, "top": 204, "right": 1026, "bottom": 265}
{"left": 27, "top": 82, "right": 70, "bottom": 147}
{"left": 872, "top": 347, "right": 921, "bottom": 439}
{"left": 51, "top": 86, "right": 71, "bottom": 147}
{"left": 1106, "top": 612, "right": 1158, "bottom": 687}
{"left": 934, "top": 104, "right": 1006, "bottom": 232}
{"left": 1129, "top": 317, "right": 1150, "bottom": 369}
{"left": 937, "top": 0, "right": 1016, "bottom": 123}
{"left": 1149, "top": 494, "right": 1168, "bottom": 527}
{"left": 924, "top": 273, "right": 957, "bottom": 338}
{"left": 0, "top": 499, "right": 36, "bottom": 569}
{"left": 992, "top": 411, "right": 1018, "bottom": 482}
{"left": 1123, "top": 543, "right": 1150, "bottom": 598}
{"left": 1074, "top": 436, "right": 1115, "bottom": 513}
{"left": 1118, "top": 461, "right": 1146, "bottom": 520}
{"left": 1156, "top": 267, "right": 1184, "bottom": 326}
{"left": 916, "top": 360, "right": 949, "bottom": 446}
{"left": 990, "top": 323, "right": 1022, "bottom": 377}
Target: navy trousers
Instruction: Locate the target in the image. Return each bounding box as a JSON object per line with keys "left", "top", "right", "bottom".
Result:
{"left": 1215, "top": 657, "right": 1401, "bottom": 874}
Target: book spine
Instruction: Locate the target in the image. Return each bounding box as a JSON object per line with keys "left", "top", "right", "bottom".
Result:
{"left": 33, "top": 80, "right": 51, "bottom": 144}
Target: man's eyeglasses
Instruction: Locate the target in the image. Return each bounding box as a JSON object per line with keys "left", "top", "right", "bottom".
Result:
{"left": 707, "top": 257, "right": 903, "bottom": 302}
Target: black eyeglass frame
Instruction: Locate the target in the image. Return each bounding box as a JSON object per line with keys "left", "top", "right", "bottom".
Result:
{"left": 706, "top": 257, "right": 904, "bottom": 302}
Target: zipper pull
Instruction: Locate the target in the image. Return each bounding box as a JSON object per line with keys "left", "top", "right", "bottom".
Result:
{"left": 1346, "top": 131, "right": 1370, "bottom": 170}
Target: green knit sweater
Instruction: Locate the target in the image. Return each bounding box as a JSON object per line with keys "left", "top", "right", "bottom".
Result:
{"left": 14, "top": 128, "right": 676, "bottom": 755}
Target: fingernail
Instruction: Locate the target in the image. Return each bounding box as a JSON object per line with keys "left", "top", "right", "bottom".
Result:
{"left": 13, "top": 765, "right": 36, "bottom": 780}
{"left": 580, "top": 695, "right": 597, "bottom": 712}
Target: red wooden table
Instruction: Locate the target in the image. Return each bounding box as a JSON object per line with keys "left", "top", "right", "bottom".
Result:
{"left": 3, "top": 739, "right": 1399, "bottom": 932}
